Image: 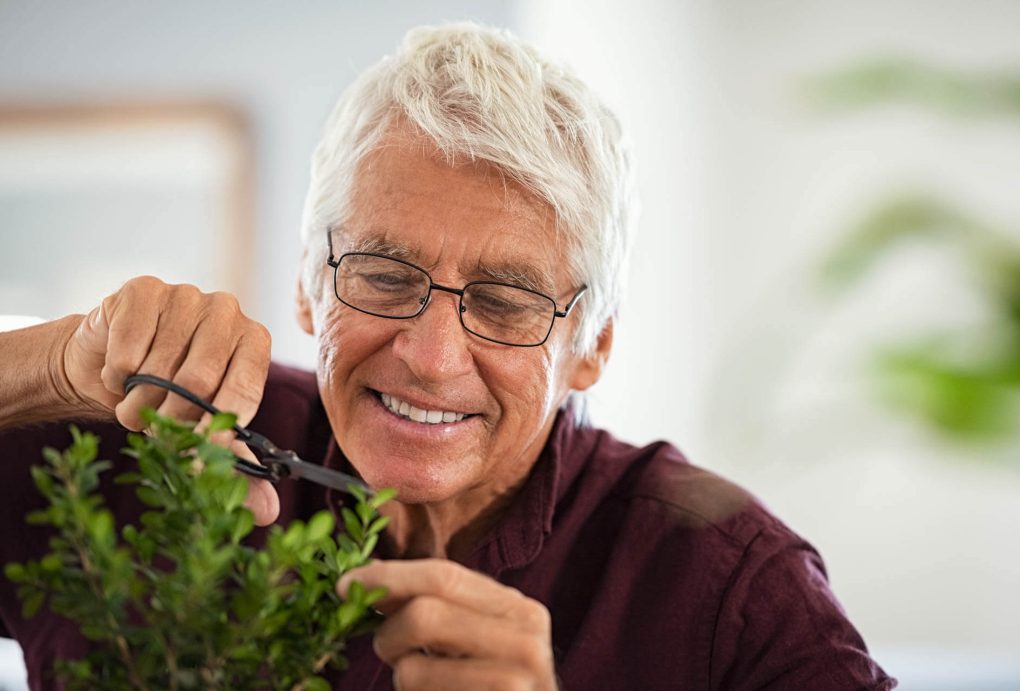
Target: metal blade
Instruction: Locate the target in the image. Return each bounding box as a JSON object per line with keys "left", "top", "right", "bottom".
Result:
{"left": 273, "top": 452, "right": 373, "bottom": 496}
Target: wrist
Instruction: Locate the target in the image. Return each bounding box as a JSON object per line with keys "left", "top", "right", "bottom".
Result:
{"left": 0, "top": 315, "right": 103, "bottom": 428}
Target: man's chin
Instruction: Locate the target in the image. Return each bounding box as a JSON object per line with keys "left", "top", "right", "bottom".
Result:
{"left": 353, "top": 458, "right": 467, "bottom": 505}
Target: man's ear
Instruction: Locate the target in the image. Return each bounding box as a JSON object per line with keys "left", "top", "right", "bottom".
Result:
{"left": 295, "top": 266, "right": 315, "bottom": 336}
{"left": 568, "top": 318, "right": 613, "bottom": 392}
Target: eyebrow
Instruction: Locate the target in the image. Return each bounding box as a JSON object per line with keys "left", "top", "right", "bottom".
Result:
{"left": 347, "top": 235, "right": 416, "bottom": 260}
{"left": 473, "top": 259, "right": 552, "bottom": 295}
{"left": 346, "top": 232, "right": 555, "bottom": 296}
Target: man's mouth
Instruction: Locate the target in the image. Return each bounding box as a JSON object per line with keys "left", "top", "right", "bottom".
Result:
{"left": 376, "top": 391, "right": 474, "bottom": 425}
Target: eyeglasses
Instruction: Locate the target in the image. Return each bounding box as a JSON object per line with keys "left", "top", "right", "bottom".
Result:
{"left": 326, "top": 237, "right": 586, "bottom": 347}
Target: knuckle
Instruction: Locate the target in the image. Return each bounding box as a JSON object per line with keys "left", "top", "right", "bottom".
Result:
{"left": 174, "top": 282, "right": 203, "bottom": 306}
{"left": 517, "top": 635, "right": 552, "bottom": 673}
{"left": 504, "top": 675, "right": 534, "bottom": 691}
{"left": 226, "top": 374, "right": 265, "bottom": 409}
{"left": 251, "top": 321, "right": 272, "bottom": 349}
{"left": 174, "top": 365, "right": 221, "bottom": 397}
{"left": 520, "top": 598, "right": 551, "bottom": 632}
{"left": 209, "top": 290, "right": 241, "bottom": 314}
{"left": 104, "top": 349, "right": 139, "bottom": 378}
{"left": 392, "top": 655, "right": 425, "bottom": 690}
{"left": 124, "top": 275, "right": 163, "bottom": 292}
{"left": 426, "top": 559, "right": 463, "bottom": 598}
{"left": 402, "top": 597, "right": 440, "bottom": 638}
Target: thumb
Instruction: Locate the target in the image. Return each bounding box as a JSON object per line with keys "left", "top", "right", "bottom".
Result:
{"left": 63, "top": 304, "right": 121, "bottom": 411}
{"left": 232, "top": 440, "right": 281, "bottom": 526}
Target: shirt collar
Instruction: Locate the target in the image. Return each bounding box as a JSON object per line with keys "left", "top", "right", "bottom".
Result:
{"left": 467, "top": 405, "right": 596, "bottom": 575}
{"left": 321, "top": 405, "right": 597, "bottom": 576}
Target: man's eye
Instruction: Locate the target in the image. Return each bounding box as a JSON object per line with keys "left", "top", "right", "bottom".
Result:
{"left": 474, "top": 294, "right": 528, "bottom": 317}
{"left": 363, "top": 272, "right": 417, "bottom": 291}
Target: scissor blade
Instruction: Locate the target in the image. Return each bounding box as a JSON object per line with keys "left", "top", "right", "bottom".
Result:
{"left": 276, "top": 453, "right": 373, "bottom": 496}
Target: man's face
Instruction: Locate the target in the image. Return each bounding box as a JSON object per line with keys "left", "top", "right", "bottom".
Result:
{"left": 299, "top": 135, "right": 604, "bottom": 505}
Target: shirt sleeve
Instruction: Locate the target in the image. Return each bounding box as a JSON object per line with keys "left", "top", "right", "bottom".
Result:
{"left": 709, "top": 527, "right": 897, "bottom": 690}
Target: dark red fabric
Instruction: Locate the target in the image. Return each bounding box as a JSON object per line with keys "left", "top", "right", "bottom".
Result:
{"left": 0, "top": 363, "right": 895, "bottom": 690}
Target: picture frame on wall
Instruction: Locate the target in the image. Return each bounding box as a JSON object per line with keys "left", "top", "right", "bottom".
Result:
{"left": 0, "top": 103, "right": 254, "bottom": 321}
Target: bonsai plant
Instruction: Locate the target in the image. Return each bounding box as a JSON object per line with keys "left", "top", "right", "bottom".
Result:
{"left": 5, "top": 409, "right": 394, "bottom": 690}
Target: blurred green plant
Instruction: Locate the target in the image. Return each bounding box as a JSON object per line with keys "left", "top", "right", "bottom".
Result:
{"left": 811, "top": 59, "right": 1020, "bottom": 443}
{"left": 5, "top": 411, "right": 396, "bottom": 690}
{"left": 804, "top": 57, "right": 1020, "bottom": 119}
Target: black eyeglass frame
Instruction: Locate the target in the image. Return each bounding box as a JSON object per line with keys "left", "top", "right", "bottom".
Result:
{"left": 326, "top": 234, "right": 587, "bottom": 347}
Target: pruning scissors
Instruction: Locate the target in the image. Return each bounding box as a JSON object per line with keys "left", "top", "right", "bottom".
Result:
{"left": 123, "top": 373, "right": 372, "bottom": 498}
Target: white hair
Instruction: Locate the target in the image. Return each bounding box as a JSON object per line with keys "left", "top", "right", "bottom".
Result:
{"left": 300, "top": 22, "right": 637, "bottom": 354}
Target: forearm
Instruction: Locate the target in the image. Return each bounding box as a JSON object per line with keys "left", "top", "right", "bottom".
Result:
{"left": 0, "top": 315, "right": 102, "bottom": 429}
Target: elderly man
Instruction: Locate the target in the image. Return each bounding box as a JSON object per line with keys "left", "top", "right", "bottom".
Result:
{"left": 0, "top": 23, "right": 894, "bottom": 691}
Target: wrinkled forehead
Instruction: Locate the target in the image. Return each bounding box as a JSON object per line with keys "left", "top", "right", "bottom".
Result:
{"left": 335, "top": 138, "right": 571, "bottom": 295}
{"left": 332, "top": 224, "right": 562, "bottom": 297}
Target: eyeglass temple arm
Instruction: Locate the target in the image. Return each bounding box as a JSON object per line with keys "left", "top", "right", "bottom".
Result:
{"left": 326, "top": 228, "right": 339, "bottom": 267}
{"left": 554, "top": 286, "right": 588, "bottom": 318}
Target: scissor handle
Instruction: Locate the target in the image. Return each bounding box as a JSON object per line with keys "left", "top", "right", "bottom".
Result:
{"left": 124, "top": 374, "right": 277, "bottom": 481}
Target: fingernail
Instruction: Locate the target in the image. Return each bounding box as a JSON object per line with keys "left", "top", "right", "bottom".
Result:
{"left": 336, "top": 574, "right": 351, "bottom": 596}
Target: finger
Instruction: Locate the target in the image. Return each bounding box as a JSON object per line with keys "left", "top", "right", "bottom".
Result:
{"left": 98, "top": 278, "right": 164, "bottom": 398}
{"left": 233, "top": 440, "right": 280, "bottom": 526}
{"left": 338, "top": 560, "right": 532, "bottom": 620}
{"left": 392, "top": 653, "right": 544, "bottom": 691}
{"left": 155, "top": 315, "right": 241, "bottom": 424}
{"left": 115, "top": 290, "right": 208, "bottom": 429}
{"left": 373, "top": 595, "right": 551, "bottom": 669}
{"left": 205, "top": 325, "right": 271, "bottom": 428}
{"left": 244, "top": 476, "right": 280, "bottom": 526}
{"left": 157, "top": 291, "right": 268, "bottom": 425}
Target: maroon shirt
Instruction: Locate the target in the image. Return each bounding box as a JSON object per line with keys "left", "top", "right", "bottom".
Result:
{"left": 0, "top": 363, "right": 895, "bottom": 690}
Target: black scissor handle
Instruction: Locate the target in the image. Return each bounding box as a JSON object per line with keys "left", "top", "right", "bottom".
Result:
{"left": 124, "top": 374, "right": 276, "bottom": 481}
{"left": 122, "top": 374, "right": 371, "bottom": 495}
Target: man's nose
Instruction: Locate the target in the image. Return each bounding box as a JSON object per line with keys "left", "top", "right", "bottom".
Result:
{"left": 391, "top": 290, "right": 474, "bottom": 382}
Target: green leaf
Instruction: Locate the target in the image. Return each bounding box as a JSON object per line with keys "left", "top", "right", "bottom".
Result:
{"left": 40, "top": 554, "right": 63, "bottom": 572}
{"left": 340, "top": 508, "right": 363, "bottom": 544}
{"left": 359, "top": 534, "right": 378, "bottom": 561}
{"left": 231, "top": 510, "right": 255, "bottom": 543}
{"left": 113, "top": 472, "right": 142, "bottom": 485}
{"left": 369, "top": 487, "right": 397, "bottom": 509}
{"left": 26, "top": 509, "right": 53, "bottom": 526}
{"left": 135, "top": 486, "right": 162, "bottom": 507}
{"left": 305, "top": 512, "right": 335, "bottom": 542}
{"left": 207, "top": 412, "right": 238, "bottom": 434}
{"left": 301, "top": 676, "right": 332, "bottom": 691}
{"left": 88, "top": 510, "right": 115, "bottom": 550}
{"left": 346, "top": 484, "right": 366, "bottom": 504}
{"left": 223, "top": 476, "right": 249, "bottom": 512}
{"left": 367, "top": 515, "right": 390, "bottom": 536}
{"left": 4, "top": 563, "right": 26, "bottom": 583}
{"left": 29, "top": 466, "right": 55, "bottom": 497}
{"left": 22, "top": 590, "right": 44, "bottom": 618}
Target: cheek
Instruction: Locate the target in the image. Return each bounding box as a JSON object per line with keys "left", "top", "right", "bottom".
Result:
{"left": 315, "top": 310, "right": 345, "bottom": 371}
{"left": 314, "top": 307, "right": 373, "bottom": 386}
{"left": 487, "top": 344, "right": 565, "bottom": 423}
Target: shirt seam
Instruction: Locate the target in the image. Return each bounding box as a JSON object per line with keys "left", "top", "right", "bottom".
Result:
{"left": 706, "top": 526, "right": 767, "bottom": 690}
{"left": 614, "top": 490, "right": 758, "bottom": 551}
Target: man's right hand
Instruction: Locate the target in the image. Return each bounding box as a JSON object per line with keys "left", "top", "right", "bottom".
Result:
{"left": 63, "top": 276, "right": 272, "bottom": 434}
{"left": 2, "top": 275, "right": 279, "bottom": 524}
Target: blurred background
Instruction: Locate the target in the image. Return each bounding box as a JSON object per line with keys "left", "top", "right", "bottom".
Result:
{"left": 2, "top": 1, "right": 1019, "bottom": 689}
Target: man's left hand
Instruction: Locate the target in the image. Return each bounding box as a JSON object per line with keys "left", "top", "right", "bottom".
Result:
{"left": 337, "top": 559, "right": 558, "bottom": 691}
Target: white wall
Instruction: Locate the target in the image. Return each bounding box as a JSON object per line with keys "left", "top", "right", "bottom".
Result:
{"left": 0, "top": 0, "right": 516, "bottom": 370}
{"left": 518, "top": 0, "right": 1020, "bottom": 687}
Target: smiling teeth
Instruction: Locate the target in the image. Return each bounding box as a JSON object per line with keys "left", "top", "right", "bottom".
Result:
{"left": 380, "top": 393, "right": 467, "bottom": 424}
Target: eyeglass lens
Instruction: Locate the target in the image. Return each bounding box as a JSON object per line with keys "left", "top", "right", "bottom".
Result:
{"left": 334, "top": 254, "right": 557, "bottom": 346}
